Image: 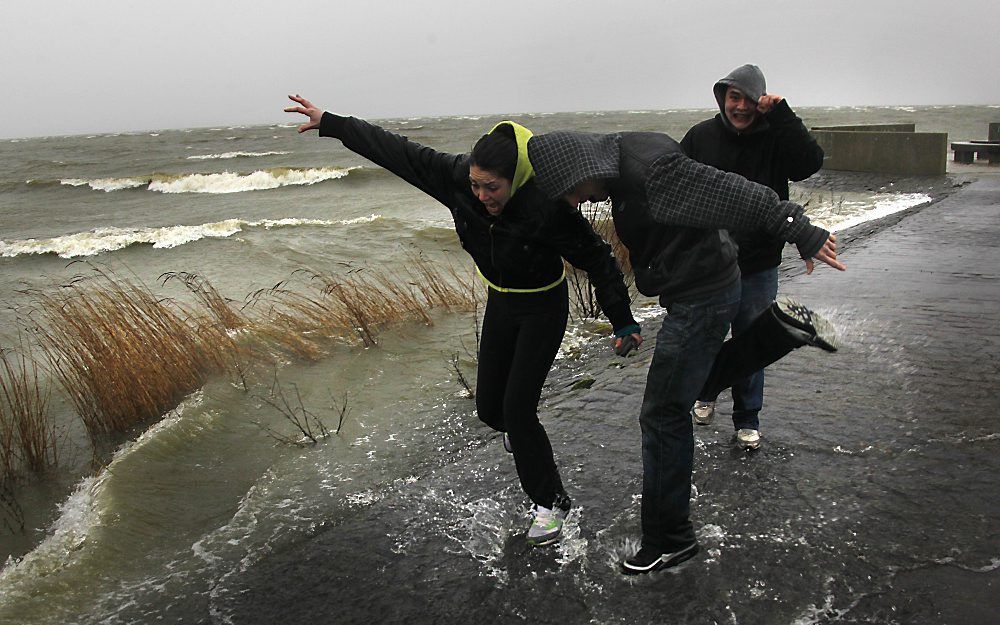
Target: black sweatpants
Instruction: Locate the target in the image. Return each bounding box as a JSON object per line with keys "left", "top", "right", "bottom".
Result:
{"left": 476, "top": 281, "right": 569, "bottom": 510}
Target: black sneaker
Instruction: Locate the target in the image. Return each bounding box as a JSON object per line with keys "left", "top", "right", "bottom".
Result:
{"left": 773, "top": 296, "right": 839, "bottom": 352}
{"left": 620, "top": 542, "right": 699, "bottom": 575}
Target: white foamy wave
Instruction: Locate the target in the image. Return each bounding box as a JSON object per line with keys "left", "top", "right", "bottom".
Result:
{"left": 826, "top": 193, "right": 931, "bottom": 233}
{"left": 0, "top": 214, "right": 382, "bottom": 258}
{"left": 0, "top": 395, "right": 200, "bottom": 594}
{"left": 61, "top": 177, "right": 149, "bottom": 192}
{"left": 149, "top": 167, "right": 354, "bottom": 194}
{"left": 61, "top": 166, "right": 356, "bottom": 194}
{"left": 186, "top": 151, "right": 291, "bottom": 161}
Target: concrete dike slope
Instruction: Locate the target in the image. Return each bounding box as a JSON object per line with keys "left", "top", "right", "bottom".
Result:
{"left": 218, "top": 177, "right": 999, "bottom": 625}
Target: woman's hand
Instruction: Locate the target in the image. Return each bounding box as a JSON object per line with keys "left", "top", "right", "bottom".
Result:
{"left": 613, "top": 333, "right": 643, "bottom": 357}
{"left": 284, "top": 94, "right": 324, "bottom": 133}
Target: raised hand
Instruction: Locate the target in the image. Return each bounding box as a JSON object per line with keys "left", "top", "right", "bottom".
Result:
{"left": 284, "top": 94, "right": 324, "bottom": 133}
{"left": 756, "top": 94, "right": 784, "bottom": 115}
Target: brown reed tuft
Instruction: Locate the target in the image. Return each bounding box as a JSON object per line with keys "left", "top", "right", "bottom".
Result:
{"left": 12, "top": 255, "right": 479, "bottom": 451}
{"left": 33, "top": 266, "right": 242, "bottom": 440}
{"left": 0, "top": 338, "right": 56, "bottom": 478}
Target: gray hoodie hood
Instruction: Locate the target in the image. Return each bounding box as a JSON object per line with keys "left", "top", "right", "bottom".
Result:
{"left": 526, "top": 131, "right": 621, "bottom": 199}
{"left": 713, "top": 64, "right": 768, "bottom": 133}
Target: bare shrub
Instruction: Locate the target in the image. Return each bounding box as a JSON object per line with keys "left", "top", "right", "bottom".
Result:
{"left": 255, "top": 373, "right": 349, "bottom": 446}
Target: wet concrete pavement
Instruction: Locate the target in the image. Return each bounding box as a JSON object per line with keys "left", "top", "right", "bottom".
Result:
{"left": 220, "top": 177, "right": 999, "bottom": 624}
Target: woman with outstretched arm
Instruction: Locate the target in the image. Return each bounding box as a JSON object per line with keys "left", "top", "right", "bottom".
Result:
{"left": 285, "top": 95, "right": 641, "bottom": 547}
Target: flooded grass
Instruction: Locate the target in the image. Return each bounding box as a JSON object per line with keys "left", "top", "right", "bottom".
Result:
{"left": 0, "top": 338, "right": 56, "bottom": 480}
{"left": 0, "top": 257, "right": 481, "bottom": 482}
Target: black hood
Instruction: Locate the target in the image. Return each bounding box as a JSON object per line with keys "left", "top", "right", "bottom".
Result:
{"left": 713, "top": 64, "right": 768, "bottom": 134}
{"left": 526, "top": 131, "right": 621, "bottom": 199}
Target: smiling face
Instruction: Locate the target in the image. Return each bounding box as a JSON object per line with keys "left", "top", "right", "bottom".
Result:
{"left": 469, "top": 165, "right": 513, "bottom": 216}
{"left": 562, "top": 179, "right": 610, "bottom": 208}
{"left": 723, "top": 86, "right": 759, "bottom": 131}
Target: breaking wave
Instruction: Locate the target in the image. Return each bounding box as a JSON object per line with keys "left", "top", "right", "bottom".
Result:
{"left": 60, "top": 166, "right": 356, "bottom": 194}
{"left": 0, "top": 215, "right": 383, "bottom": 259}
{"left": 185, "top": 151, "right": 291, "bottom": 161}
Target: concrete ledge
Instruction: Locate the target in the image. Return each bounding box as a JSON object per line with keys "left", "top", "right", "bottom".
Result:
{"left": 813, "top": 123, "right": 916, "bottom": 133}
{"left": 811, "top": 124, "right": 947, "bottom": 175}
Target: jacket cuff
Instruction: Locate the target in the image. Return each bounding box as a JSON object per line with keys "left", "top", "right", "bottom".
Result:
{"left": 795, "top": 224, "right": 830, "bottom": 259}
{"left": 614, "top": 323, "right": 641, "bottom": 338}
{"left": 319, "top": 111, "right": 349, "bottom": 138}
{"left": 764, "top": 99, "right": 796, "bottom": 125}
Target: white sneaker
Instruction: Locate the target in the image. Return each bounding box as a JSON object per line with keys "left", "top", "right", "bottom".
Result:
{"left": 692, "top": 400, "right": 716, "bottom": 425}
{"left": 526, "top": 505, "right": 565, "bottom": 546}
{"left": 736, "top": 428, "right": 761, "bottom": 450}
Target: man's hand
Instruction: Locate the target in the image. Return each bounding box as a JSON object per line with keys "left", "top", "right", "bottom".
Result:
{"left": 284, "top": 94, "right": 324, "bottom": 133}
{"left": 805, "top": 233, "right": 846, "bottom": 274}
{"left": 757, "top": 94, "right": 784, "bottom": 115}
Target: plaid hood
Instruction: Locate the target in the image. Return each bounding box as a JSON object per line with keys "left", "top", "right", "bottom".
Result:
{"left": 527, "top": 131, "right": 621, "bottom": 199}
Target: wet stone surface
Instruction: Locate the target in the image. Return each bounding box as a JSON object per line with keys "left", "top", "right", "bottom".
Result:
{"left": 218, "top": 178, "right": 1000, "bottom": 624}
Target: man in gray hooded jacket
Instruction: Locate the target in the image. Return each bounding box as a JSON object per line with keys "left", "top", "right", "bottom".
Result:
{"left": 526, "top": 129, "right": 845, "bottom": 574}
{"left": 681, "top": 64, "right": 826, "bottom": 450}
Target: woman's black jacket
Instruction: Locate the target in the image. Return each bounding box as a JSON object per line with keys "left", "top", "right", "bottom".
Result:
{"left": 319, "top": 113, "right": 636, "bottom": 333}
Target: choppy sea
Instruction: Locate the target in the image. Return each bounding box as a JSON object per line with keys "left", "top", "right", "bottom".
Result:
{"left": 0, "top": 105, "right": 995, "bottom": 624}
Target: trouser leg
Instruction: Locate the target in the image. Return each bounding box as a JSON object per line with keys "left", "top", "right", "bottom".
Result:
{"left": 476, "top": 285, "right": 569, "bottom": 509}
{"left": 639, "top": 284, "right": 740, "bottom": 552}
{"left": 729, "top": 268, "right": 779, "bottom": 430}
{"left": 697, "top": 297, "right": 805, "bottom": 405}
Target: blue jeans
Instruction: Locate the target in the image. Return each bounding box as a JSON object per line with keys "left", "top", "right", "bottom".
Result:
{"left": 730, "top": 267, "right": 779, "bottom": 431}
{"left": 639, "top": 282, "right": 741, "bottom": 552}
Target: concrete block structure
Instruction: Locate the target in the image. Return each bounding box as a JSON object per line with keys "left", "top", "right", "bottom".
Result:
{"left": 811, "top": 124, "right": 947, "bottom": 175}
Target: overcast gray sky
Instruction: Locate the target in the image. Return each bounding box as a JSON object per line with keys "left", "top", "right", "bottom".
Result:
{"left": 2, "top": 0, "right": 998, "bottom": 138}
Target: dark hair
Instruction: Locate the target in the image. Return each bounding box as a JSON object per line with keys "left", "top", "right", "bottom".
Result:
{"left": 469, "top": 124, "right": 517, "bottom": 182}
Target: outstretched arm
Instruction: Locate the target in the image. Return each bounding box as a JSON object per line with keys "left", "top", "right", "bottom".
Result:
{"left": 284, "top": 94, "right": 465, "bottom": 205}
{"left": 645, "top": 153, "right": 845, "bottom": 272}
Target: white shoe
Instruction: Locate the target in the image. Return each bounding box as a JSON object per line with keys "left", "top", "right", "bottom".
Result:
{"left": 692, "top": 400, "right": 716, "bottom": 425}
{"left": 526, "top": 505, "right": 565, "bottom": 546}
{"left": 736, "top": 428, "right": 761, "bottom": 450}
{"left": 502, "top": 432, "right": 513, "bottom": 453}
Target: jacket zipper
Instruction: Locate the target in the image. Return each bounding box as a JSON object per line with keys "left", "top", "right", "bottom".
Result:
{"left": 489, "top": 220, "right": 500, "bottom": 285}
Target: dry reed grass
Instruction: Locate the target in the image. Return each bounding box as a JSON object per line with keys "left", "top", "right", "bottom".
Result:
{"left": 33, "top": 265, "right": 243, "bottom": 440}
{"left": 3, "top": 255, "right": 479, "bottom": 465}
{"left": 0, "top": 338, "right": 56, "bottom": 478}
{"left": 248, "top": 255, "right": 478, "bottom": 351}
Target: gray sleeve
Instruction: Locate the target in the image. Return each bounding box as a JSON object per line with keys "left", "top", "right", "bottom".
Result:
{"left": 645, "top": 152, "right": 829, "bottom": 257}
